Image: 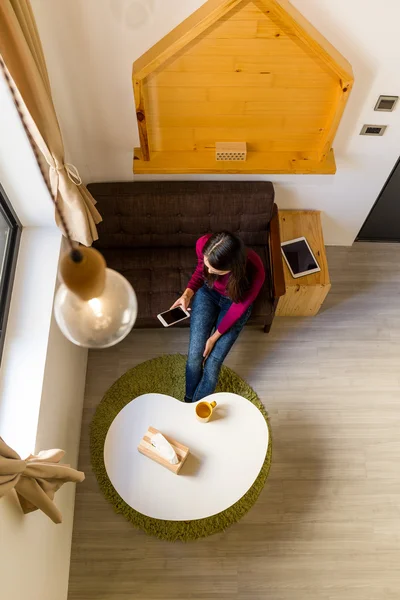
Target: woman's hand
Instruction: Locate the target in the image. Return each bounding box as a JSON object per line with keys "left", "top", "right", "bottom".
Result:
{"left": 203, "top": 330, "right": 222, "bottom": 358}
{"left": 170, "top": 288, "right": 194, "bottom": 311}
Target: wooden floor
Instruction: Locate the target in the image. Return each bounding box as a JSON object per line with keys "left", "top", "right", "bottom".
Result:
{"left": 68, "top": 243, "right": 400, "bottom": 600}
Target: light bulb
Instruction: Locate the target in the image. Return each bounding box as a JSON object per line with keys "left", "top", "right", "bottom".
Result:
{"left": 54, "top": 269, "right": 137, "bottom": 348}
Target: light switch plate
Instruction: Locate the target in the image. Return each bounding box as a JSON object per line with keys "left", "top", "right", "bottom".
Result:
{"left": 374, "top": 95, "right": 398, "bottom": 112}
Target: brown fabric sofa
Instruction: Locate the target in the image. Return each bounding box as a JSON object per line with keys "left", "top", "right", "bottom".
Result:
{"left": 89, "top": 181, "right": 285, "bottom": 332}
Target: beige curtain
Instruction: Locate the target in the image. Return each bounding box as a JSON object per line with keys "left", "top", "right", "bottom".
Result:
{"left": 0, "top": 438, "right": 85, "bottom": 524}
{"left": 0, "top": 0, "right": 102, "bottom": 246}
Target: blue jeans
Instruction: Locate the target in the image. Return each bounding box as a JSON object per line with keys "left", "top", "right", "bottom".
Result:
{"left": 185, "top": 285, "right": 252, "bottom": 402}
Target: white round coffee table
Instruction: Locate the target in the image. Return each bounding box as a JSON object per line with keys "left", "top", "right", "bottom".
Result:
{"left": 104, "top": 392, "right": 268, "bottom": 521}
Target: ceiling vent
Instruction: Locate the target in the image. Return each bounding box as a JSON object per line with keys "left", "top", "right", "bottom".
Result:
{"left": 360, "top": 125, "right": 387, "bottom": 136}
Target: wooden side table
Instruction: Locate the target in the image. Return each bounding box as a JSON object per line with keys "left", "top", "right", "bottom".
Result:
{"left": 276, "top": 210, "right": 331, "bottom": 317}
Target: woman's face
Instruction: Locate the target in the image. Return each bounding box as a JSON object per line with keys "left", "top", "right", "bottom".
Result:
{"left": 204, "top": 256, "right": 231, "bottom": 276}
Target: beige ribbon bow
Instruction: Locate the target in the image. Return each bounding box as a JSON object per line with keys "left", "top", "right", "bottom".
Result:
{"left": 0, "top": 437, "right": 85, "bottom": 524}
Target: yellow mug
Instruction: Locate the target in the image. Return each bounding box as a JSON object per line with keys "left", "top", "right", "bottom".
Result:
{"left": 195, "top": 400, "right": 217, "bottom": 423}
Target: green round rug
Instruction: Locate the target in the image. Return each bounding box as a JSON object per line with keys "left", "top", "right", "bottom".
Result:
{"left": 90, "top": 354, "right": 272, "bottom": 542}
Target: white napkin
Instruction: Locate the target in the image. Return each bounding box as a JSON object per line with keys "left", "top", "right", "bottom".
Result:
{"left": 150, "top": 432, "right": 179, "bottom": 465}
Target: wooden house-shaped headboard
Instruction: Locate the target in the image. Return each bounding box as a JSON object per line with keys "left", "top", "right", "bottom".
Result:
{"left": 132, "top": 0, "right": 353, "bottom": 175}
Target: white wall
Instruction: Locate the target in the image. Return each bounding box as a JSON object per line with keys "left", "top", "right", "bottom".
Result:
{"left": 0, "top": 72, "right": 88, "bottom": 600}
{"left": 0, "top": 296, "right": 87, "bottom": 600}
{"left": 0, "top": 74, "right": 55, "bottom": 227}
{"left": 31, "top": 0, "right": 400, "bottom": 245}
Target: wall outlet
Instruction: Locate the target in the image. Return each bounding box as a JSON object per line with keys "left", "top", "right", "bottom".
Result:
{"left": 360, "top": 125, "right": 387, "bottom": 136}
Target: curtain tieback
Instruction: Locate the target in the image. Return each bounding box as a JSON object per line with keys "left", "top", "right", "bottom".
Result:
{"left": 49, "top": 162, "right": 82, "bottom": 186}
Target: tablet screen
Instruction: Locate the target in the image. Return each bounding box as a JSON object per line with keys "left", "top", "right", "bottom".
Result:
{"left": 282, "top": 239, "right": 318, "bottom": 275}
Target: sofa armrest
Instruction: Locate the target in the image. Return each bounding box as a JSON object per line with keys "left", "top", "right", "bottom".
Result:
{"left": 268, "top": 204, "right": 286, "bottom": 299}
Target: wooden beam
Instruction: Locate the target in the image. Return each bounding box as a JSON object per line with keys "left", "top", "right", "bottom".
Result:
{"left": 255, "top": 0, "right": 354, "bottom": 83}
{"left": 132, "top": 77, "right": 150, "bottom": 161}
{"left": 132, "top": 0, "right": 245, "bottom": 80}
{"left": 132, "top": 149, "right": 337, "bottom": 175}
{"left": 319, "top": 79, "right": 353, "bottom": 160}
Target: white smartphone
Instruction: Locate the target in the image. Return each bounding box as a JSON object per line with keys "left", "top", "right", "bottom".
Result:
{"left": 157, "top": 306, "right": 191, "bottom": 327}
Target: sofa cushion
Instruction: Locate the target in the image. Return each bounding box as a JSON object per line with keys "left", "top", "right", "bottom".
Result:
{"left": 90, "top": 181, "right": 274, "bottom": 250}
{"left": 101, "top": 245, "right": 273, "bottom": 328}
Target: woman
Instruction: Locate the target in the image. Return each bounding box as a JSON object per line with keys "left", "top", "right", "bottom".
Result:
{"left": 171, "top": 231, "right": 265, "bottom": 403}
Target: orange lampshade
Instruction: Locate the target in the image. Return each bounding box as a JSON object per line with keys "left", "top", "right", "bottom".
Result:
{"left": 59, "top": 247, "right": 106, "bottom": 301}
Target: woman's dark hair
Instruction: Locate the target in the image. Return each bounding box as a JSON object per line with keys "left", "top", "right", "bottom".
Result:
{"left": 203, "top": 232, "right": 249, "bottom": 303}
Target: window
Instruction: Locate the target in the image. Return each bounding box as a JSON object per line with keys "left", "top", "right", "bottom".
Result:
{"left": 0, "top": 184, "right": 22, "bottom": 359}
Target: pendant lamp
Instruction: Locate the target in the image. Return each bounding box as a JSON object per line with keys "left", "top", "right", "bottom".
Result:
{"left": 0, "top": 58, "right": 137, "bottom": 348}
{"left": 54, "top": 248, "right": 137, "bottom": 348}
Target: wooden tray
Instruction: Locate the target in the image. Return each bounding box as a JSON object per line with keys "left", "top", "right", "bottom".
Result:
{"left": 138, "top": 426, "right": 189, "bottom": 474}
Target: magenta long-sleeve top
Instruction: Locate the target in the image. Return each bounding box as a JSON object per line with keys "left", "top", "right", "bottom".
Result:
{"left": 186, "top": 234, "right": 265, "bottom": 335}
